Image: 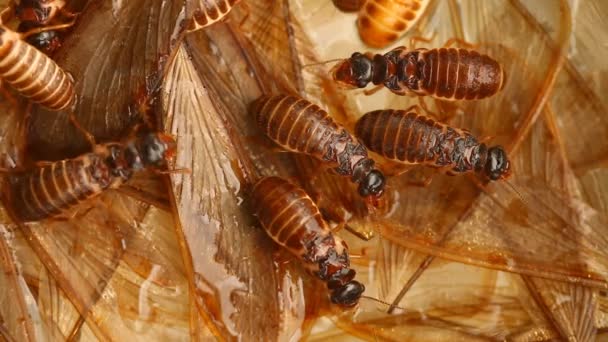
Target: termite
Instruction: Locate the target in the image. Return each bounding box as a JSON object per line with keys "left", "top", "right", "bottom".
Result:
{"left": 189, "top": 0, "right": 243, "bottom": 31}
{"left": 357, "top": 0, "right": 431, "bottom": 48}
{"left": 355, "top": 109, "right": 511, "bottom": 181}
{"left": 14, "top": 0, "right": 78, "bottom": 55}
{"left": 332, "top": 0, "right": 365, "bottom": 12}
{"left": 332, "top": 46, "right": 506, "bottom": 100}
{"left": 0, "top": 25, "right": 75, "bottom": 110}
{"left": 1, "top": 119, "right": 177, "bottom": 222}
{"left": 251, "top": 94, "right": 385, "bottom": 199}
{"left": 251, "top": 176, "right": 365, "bottom": 307}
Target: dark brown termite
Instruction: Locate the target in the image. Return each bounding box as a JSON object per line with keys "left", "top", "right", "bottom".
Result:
{"left": 251, "top": 94, "right": 385, "bottom": 199}
{"left": 1, "top": 120, "right": 177, "bottom": 222}
{"left": 355, "top": 109, "right": 511, "bottom": 180}
{"left": 357, "top": 0, "right": 431, "bottom": 48}
{"left": 13, "top": 0, "right": 78, "bottom": 55}
{"left": 332, "top": 46, "right": 506, "bottom": 100}
{"left": 251, "top": 176, "right": 365, "bottom": 307}
{"left": 332, "top": 0, "right": 365, "bottom": 12}
{"left": 189, "top": 0, "right": 243, "bottom": 31}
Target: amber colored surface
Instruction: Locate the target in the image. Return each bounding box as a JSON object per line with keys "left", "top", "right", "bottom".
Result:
{"left": 0, "top": 0, "right": 606, "bottom": 341}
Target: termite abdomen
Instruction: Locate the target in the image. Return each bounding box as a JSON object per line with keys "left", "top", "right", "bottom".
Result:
{"left": 251, "top": 176, "right": 365, "bottom": 307}
{"left": 332, "top": 0, "right": 365, "bottom": 12}
{"left": 333, "top": 47, "right": 505, "bottom": 100}
{"left": 3, "top": 132, "right": 177, "bottom": 222}
{"left": 251, "top": 94, "right": 385, "bottom": 198}
{"left": 355, "top": 110, "right": 510, "bottom": 180}
{"left": 0, "top": 26, "right": 74, "bottom": 110}
{"left": 5, "top": 155, "right": 113, "bottom": 222}
{"left": 357, "top": 0, "right": 430, "bottom": 48}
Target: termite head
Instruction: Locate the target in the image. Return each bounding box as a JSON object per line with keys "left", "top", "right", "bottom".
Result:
{"left": 26, "top": 30, "right": 62, "bottom": 55}
{"left": 485, "top": 146, "right": 511, "bottom": 181}
{"left": 358, "top": 170, "right": 385, "bottom": 197}
{"left": 128, "top": 133, "right": 177, "bottom": 170}
{"left": 15, "top": 0, "right": 53, "bottom": 24}
{"left": 331, "top": 52, "right": 373, "bottom": 89}
{"left": 330, "top": 280, "right": 365, "bottom": 307}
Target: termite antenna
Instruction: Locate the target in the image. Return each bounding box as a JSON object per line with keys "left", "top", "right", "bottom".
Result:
{"left": 302, "top": 58, "right": 343, "bottom": 69}
{"left": 360, "top": 295, "right": 407, "bottom": 312}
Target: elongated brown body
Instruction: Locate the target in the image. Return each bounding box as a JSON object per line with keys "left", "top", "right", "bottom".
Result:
{"left": 355, "top": 110, "right": 511, "bottom": 180}
{"left": 190, "top": 0, "right": 242, "bottom": 30}
{"left": 251, "top": 176, "right": 364, "bottom": 306}
{"left": 251, "top": 94, "right": 385, "bottom": 198}
{"left": 332, "top": 0, "right": 365, "bottom": 12}
{"left": 357, "top": 0, "right": 430, "bottom": 48}
{"left": 333, "top": 47, "right": 506, "bottom": 100}
{"left": 3, "top": 133, "right": 177, "bottom": 222}
{"left": 0, "top": 26, "right": 74, "bottom": 110}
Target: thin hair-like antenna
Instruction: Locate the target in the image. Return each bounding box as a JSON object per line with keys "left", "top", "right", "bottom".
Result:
{"left": 302, "top": 58, "right": 343, "bottom": 69}
{"left": 361, "top": 295, "right": 407, "bottom": 312}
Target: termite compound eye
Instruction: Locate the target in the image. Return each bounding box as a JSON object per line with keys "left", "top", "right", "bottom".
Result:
{"left": 330, "top": 281, "right": 365, "bottom": 307}
{"left": 486, "top": 146, "right": 509, "bottom": 180}
{"left": 358, "top": 170, "right": 385, "bottom": 197}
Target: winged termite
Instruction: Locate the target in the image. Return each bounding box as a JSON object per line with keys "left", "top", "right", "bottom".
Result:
{"left": 332, "top": 46, "right": 505, "bottom": 100}
{"left": 357, "top": 0, "right": 431, "bottom": 48}
{"left": 25, "top": 0, "right": 190, "bottom": 161}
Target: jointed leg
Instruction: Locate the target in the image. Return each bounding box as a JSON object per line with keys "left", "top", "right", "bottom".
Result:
{"left": 68, "top": 114, "right": 96, "bottom": 148}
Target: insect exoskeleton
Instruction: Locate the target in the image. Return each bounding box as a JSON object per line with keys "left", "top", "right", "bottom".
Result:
{"left": 2, "top": 132, "right": 177, "bottom": 222}
{"left": 357, "top": 0, "right": 431, "bottom": 48}
{"left": 251, "top": 176, "right": 365, "bottom": 307}
{"left": 354, "top": 109, "right": 511, "bottom": 180}
{"left": 0, "top": 25, "right": 75, "bottom": 110}
{"left": 14, "top": 0, "right": 76, "bottom": 55}
{"left": 189, "top": 0, "right": 242, "bottom": 30}
{"left": 332, "top": 0, "right": 365, "bottom": 12}
{"left": 332, "top": 46, "right": 506, "bottom": 100}
{"left": 250, "top": 94, "right": 385, "bottom": 199}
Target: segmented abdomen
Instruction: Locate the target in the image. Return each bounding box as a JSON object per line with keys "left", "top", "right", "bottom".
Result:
{"left": 5, "top": 154, "right": 112, "bottom": 222}
{"left": 332, "top": 0, "right": 365, "bottom": 12}
{"left": 191, "top": 0, "right": 241, "bottom": 29}
{"left": 253, "top": 94, "right": 372, "bottom": 178}
{"left": 251, "top": 177, "right": 347, "bottom": 273}
{"left": 0, "top": 27, "right": 74, "bottom": 110}
{"left": 357, "top": 0, "right": 430, "bottom": 48}
{"left": 355, "top": 110, "right": 484, "bottom": 173}
{"left": 417, "top": 48, "right": 505, "bottom": 100}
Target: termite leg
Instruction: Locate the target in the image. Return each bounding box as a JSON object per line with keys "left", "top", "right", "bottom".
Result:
{"left": 363, "top": 85, "right": 384, "bottom": 96}
{"left": 443, "top": 38, "right": 478, "bottom": 49}
{"left": 416, "top": 98, "right": 441, "bottom": 120}
{"left": 0, "top": 80, "right": 19, "bottom": 109}
{"left": 408, "top": 31, "right": 437, "bottom": 49}
{"left": 20, "top": 19, "right": 77, "bottom": 39}
{"left": 59, "top": 8, "right": 79, "bottom": 19}
{"left": 0, "top": 5, "right": 14, "bottom": 24}
{"left": 238, "top": 1, "right": 251, "bottom": 28}
{"left": 68, "top": 114, "right": 97, "bottom": 148}
{"left": 407, "top": 175, "right": 434, "bottom": 187}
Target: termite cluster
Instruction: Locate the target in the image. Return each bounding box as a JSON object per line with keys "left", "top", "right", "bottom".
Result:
{"left": 0, "top": 0, "right": 510, "bottom": 313}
